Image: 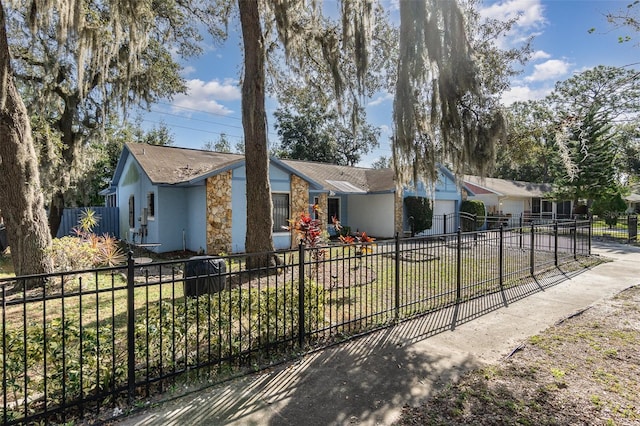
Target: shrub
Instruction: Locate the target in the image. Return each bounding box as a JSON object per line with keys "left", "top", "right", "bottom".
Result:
{"left": 460, "top": 200, "right": 485, "bottom": 231}
{"left": 2, "top": 316, "right": 126, "bottom": 416}
{"left": 138, "top": 281, "right": 325, "bottom": 369}
{"left": 592, "top": 193, "right": 627, "bottom": 227}
{"left": 48, "top": 209, "right": 125, "bottom": 271}
{"left": 1, "top": 280, "right": 325, "bottom": 419}
{"left": 403, "top": 196, "right": 433, "bottom": 235}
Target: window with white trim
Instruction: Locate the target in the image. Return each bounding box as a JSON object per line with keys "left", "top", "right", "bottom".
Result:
{"left": 128, "top": 195, "right": 135, "bottom": 228}
{"left": 147, "top": 192, "right": 155, "bottom": 219}
{"left": 272, "top": 193, "right": 290, "bottom": 232}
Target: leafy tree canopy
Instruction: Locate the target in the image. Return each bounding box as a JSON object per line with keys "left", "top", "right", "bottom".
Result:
{"left": 273, "top": 86, "right": 379, "bottom": 165}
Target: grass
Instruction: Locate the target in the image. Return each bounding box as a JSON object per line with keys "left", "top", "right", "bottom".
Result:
{"left": 0, "top": 241, "right": 598, "bottom": 338}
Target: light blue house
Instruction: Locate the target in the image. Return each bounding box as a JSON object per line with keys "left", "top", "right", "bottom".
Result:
{"left": 105, "top": 143, "right": 463, "bottom": 254}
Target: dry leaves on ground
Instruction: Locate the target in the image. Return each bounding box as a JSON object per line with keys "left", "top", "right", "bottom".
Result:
{"left": 396, "top": 285, "right": 640, "bottom": 426}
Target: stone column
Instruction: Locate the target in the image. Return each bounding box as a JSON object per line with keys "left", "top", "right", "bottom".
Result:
{"left": 206, "top": 170, "right": 233, "bottom": 254}
{"left": 289, "top": 175, "right": 310, "bottom": 246}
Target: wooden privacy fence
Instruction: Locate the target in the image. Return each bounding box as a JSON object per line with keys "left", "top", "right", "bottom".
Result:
{"left": 55, "top": 207, "right": 119, "bottom": 238}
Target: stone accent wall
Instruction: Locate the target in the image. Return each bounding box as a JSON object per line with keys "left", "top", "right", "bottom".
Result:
{"left": 316, "top": 193, "right": 328, "bottom": 231}
{"left": 290, "top": 175, "right": 309, "bottom": 217}
{"left": 290, "top": 175, "right": 310, "bottom": 245}
{"left": 394, "top": 187, "right": 404, "bottom": 236}
{"left": 206, "top": 171, "right": 233, "bottom": 254}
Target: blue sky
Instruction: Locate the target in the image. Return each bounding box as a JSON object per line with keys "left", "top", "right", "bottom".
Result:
{"left": 138, "top": 0, "right": 637, "bottom": 167}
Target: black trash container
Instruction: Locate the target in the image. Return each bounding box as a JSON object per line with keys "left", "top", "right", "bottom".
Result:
{"left": 0, "top": 224, "right": 6, "bottom": 253}
{"left": 184, "top": 256, "right": 226, "bottom": 297}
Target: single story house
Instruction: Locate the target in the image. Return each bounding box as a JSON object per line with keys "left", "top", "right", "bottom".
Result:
{"left": 103, "top": 143, "right": 464, "bottom": 254}
{"left": 463, "top": 175, "right": 572, "bottom": 222}
{"left": 625, "top": 193, "right": 640, "bottom": 213}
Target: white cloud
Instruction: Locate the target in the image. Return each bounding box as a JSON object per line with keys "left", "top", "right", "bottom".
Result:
{"left": 500, "top": 84, "right": 552, "bottom": 105}
{"left": 480, "top": 0, "right": 546, "bottom": 49}
{"left": 170, "top": 78, "right": 241, "bottom": 115}
{"left": 181, "top": 65, "right": 197, "bottom": 77}
{"left": 186, "top": 79, "right": 241, "bottom": 101}
{"left": 530, "top": 50, "right": 551, "bottom": 61}
{"left": 525, "top": 59, "right": 571, "bottom": 82}
{"left": 368, "top": 93, "right": 393, "bottom": 107}
{"left": 481, "top": 0, "right": 546, "bottom": 30}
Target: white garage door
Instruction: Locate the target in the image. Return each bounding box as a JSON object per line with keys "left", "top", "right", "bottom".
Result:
{"left": 500, "top": 199, "right": 524, "bottom": 219}
{"left": 432, "top": 200, "right": 456, "bottom": 234}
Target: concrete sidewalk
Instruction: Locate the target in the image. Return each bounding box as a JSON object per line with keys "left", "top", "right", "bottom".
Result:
{"left": 115, "top": 241, "right": 640, "bottom": 426}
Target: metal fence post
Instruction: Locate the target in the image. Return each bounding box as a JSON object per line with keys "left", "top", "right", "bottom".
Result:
{"left": 395, "top": 233, "right": 400, "bottom": 320}
{"left": 456, "top": 227, "right": 462, "bottom": 303}
{"left": 519, "top": 215, "right": 523, "bottom": 249}
{"left": 298, "top": 242, "right": 306, "bottom": 348}
{"left": 499, "top": 224, "right": 504, "bottom": 290}
{"left": 126, "top": 251, "right": 135, "bottom": 402}
{"left": 443, "top": 214, "right": 448, "bottom": 235}
{"left": 554, "top": 221, "right": 558, "bottom": 267}
{"left": 587, "top": 216, "right": 593, "bottom": 256}
{"left": 573, "top": 219, "right": 578, "bottom": 260}
{"left": 530, "top": 222, "right": 535, "bottom": 276}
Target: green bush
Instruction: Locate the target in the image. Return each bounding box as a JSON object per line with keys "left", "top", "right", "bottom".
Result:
{"left": 460, "top": 200, "right": 485, "bottom": 231}
{"left": 1, "top": 280, "right": 325, "bottom": 420}
{"left": 137, "top": 280, "right": 325, "bottom": 370}
{"left": 404, "top": 196, "right": 433, "bottom": 234}
{"left": 2, "top": 316, "right": 125, "bottom": 416}
{"left": 47, "top": 208, "right": 126, "bottom": 272}
{"left": 592, "top": 193, "right": 627, "bottom": 227}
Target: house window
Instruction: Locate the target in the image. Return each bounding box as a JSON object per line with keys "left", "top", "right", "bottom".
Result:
{"left": 272, "top": 193, "right": 290, "bottom": 233}
{"left": 557, "top": 200, "right": 572, "bottom": 217}
{"left": 128, "top": 195, "right": 135, "bottom": 228}
{"left": 147, "top": 192, "right": 155, "bottom": 219}
{"left": 328, "top": 197, "right": 340, "bottom": 224}
{"left": 532, "top": 198, "right": 541, "bottom": 214}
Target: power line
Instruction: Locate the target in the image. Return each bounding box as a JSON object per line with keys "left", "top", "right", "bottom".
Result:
{"left": 147, "top": 104, "right": 281, "bottom": 139}
{"left": 156, "top": 101, "right": 243, "bottom": 121}
{"left": 141, "top": 118, "right": 245, "bottom": 140}
{"left": 149, "top": 108, "right": 245, "bottom": 131}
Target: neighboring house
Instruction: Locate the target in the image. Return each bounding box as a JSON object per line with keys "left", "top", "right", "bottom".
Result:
{"left": 463, "top": 175, "right": 572, "bottom": 222}
{"left": 625, "top": 193, "right": 640, "bottom": 213}
{"left": 104, "top": 143, "right": 463, "bottom": 254}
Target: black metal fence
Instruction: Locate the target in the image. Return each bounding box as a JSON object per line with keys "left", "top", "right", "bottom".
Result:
{"left": 590, "top": 214, "right": 638, "bottom": 243}
{"left": 0, "top": 220, "right": 592, "bottom": 425}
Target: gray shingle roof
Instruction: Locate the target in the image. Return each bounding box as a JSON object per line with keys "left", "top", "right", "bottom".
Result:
{"left": 280, "top": 159, "right": 395, "bottom": 193}
{"left": 124, "top": 143, "right": 398, "bottom": 193}
{"left": 126, "top": 143, "right": 244, "bottom": 185}
{"left": 463, "top": 175, "right": 552, "bottom": 198}
{"left": 625, "top": 193, "right": 640, "bottom": 203}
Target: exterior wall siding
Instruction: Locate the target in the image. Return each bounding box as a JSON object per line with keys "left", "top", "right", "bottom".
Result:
{"left": 348, "top": 193, "right": 395, "bottom": 238}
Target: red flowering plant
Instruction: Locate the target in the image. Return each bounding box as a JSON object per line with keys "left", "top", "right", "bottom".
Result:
{"left": 283, "top": 204, "right": 327, "bottom": 262}
{"left": 332, "top": 216, "right": 375, "bottom": 257}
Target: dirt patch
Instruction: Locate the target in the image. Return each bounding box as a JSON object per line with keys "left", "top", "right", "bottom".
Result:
{"left": 395, "top": 285, "right": 640, "bottom": 425}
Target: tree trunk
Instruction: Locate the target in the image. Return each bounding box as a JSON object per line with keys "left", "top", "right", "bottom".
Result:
{"left": 238, "top": 0, "right": 276, "bottom": 269}
{"left": 48, "top": 92, "right": 80, "bottom": 237}
{"left": 48, "top": 192, "right": 65, "bottom": 237}
{"left": 0, "top": 2, "right": 53, "bottom": 283}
